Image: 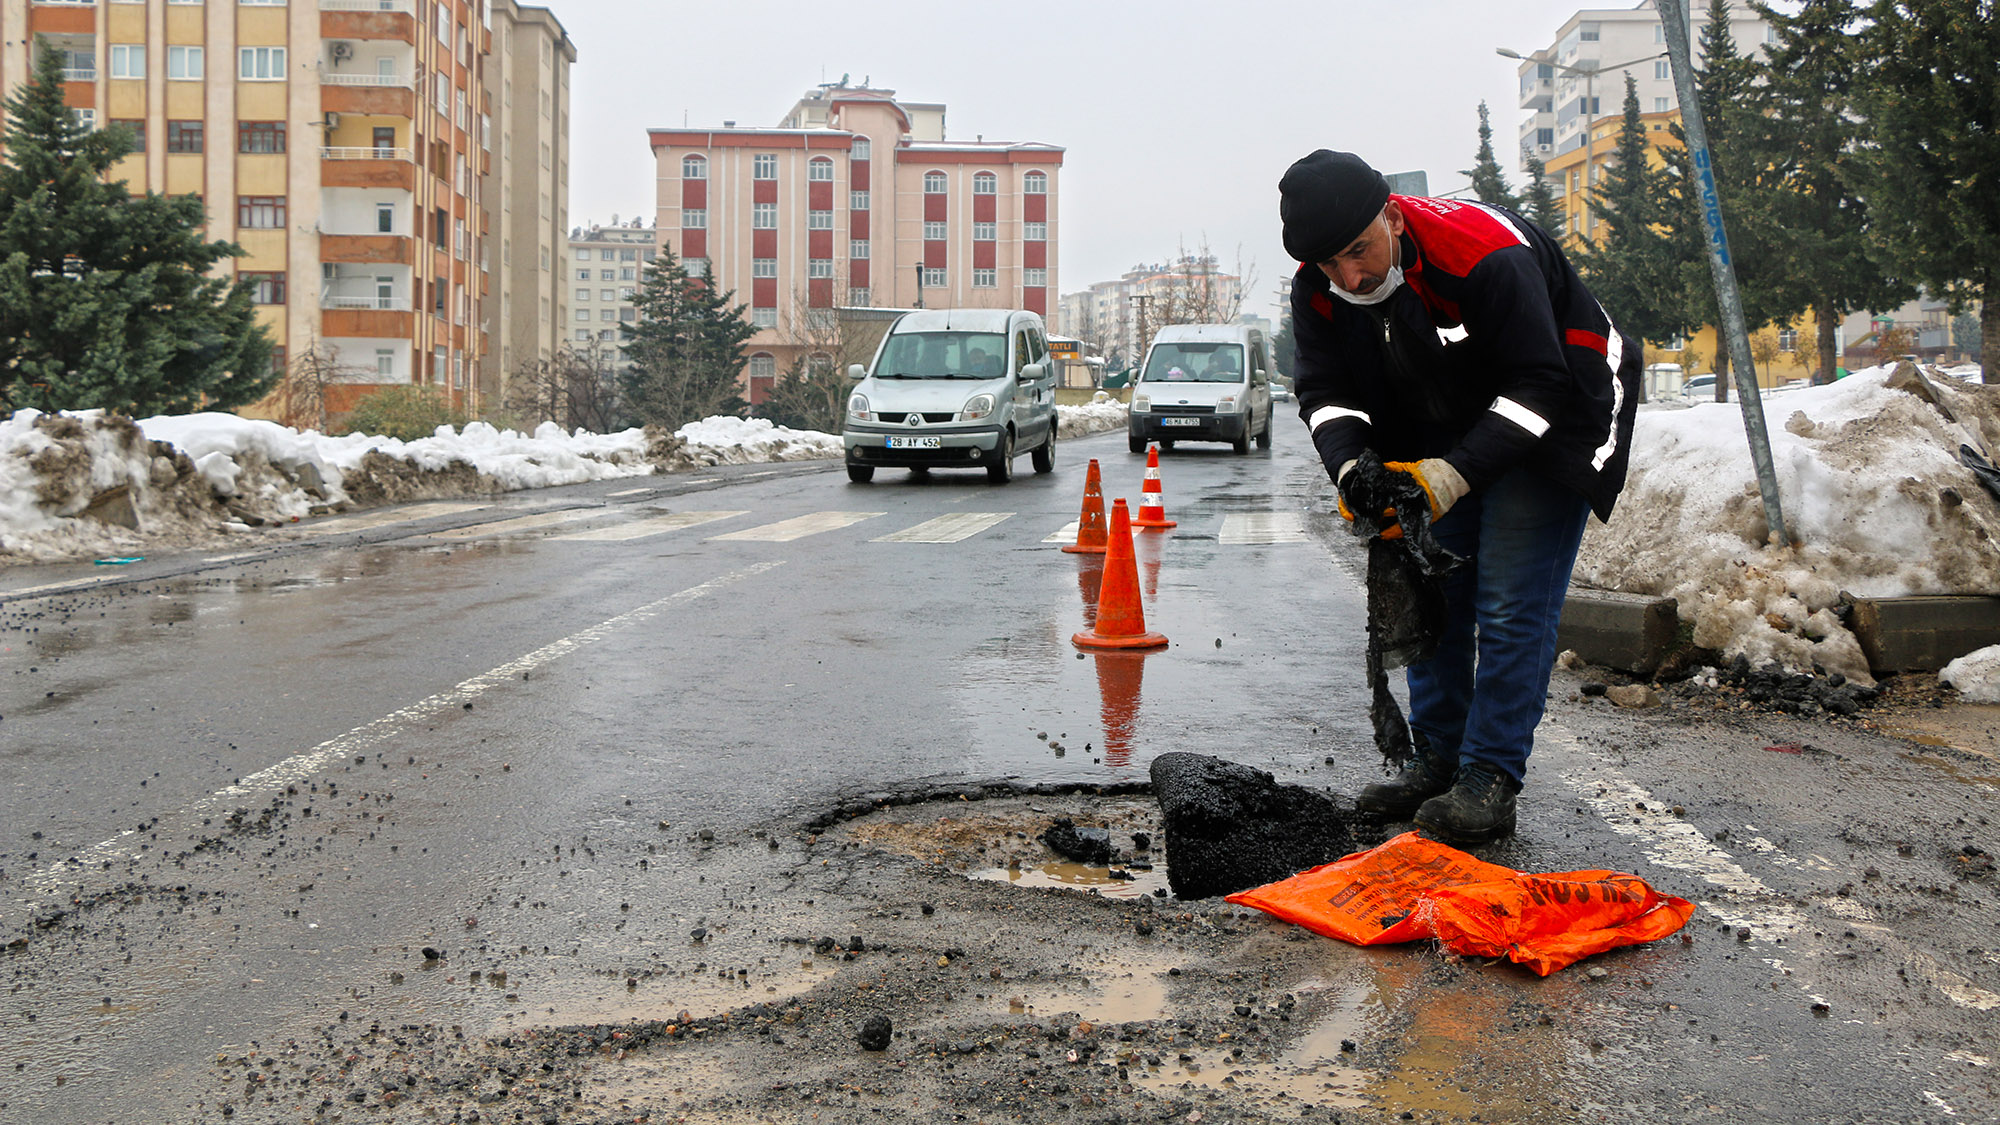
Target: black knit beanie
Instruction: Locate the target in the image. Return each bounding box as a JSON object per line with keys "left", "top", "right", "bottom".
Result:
{"left": 1278, "top": 150, "right": 1390, "bottom": 264}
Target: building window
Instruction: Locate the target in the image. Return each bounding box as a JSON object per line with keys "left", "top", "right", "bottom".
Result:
{"left": 682, "top": 154, "right": 706, "bottom": 179}
{"left": 109, "top": 44, "right": 146, "bottom": 79}
{"left": 973, "top": 268, "right": 996, "bottom": 288}
{"left": 240, "top": 0, "right": 287, "bottom": 6}
{"left": 601, "top": 309, "right": 616, "bottom": 322}
{"left": 621, "top": 249, "right": 637, "bottom": 261}
{"left": 1778, "top": 328, "right": 1799, "bottom": 352}
{"left": 375, "top": 348, "right": 396, "bottom": 378}
{"left": 973, "top": 221, "right": 996, "bottom": 241}
{"left": 850, "top": 287, "right": 869, "bottom": 305}
{"left": 238, "top": 121, "right": 286, "bottom": 153}
{"left": 600, "top": 269, "right": 615, "bottom": 281}
{"left": 749, "top": 353, "right": 776, "bottom": 380}
{"left": 923, "top": 170, "right": 947, "bottom": 194}
{"left": 574, "top": 268, "right": 589, "bottom": 280}
{"left": 167, "top": 46, "right": 204, "bottom": 80}
{"left": 684, "top": 257, "right": 709, "bottom": 278}
{"left": 112, "top": 119, "right": 145, "bottom": 152}
{"left": 575, "top": 329, "right": 592, "bottom": 342}
{"left": 849, "top": 239, "right": 869, "bottom": 260}
{"left": 237, "top": 195, "right": 285, "bottom": 228}
{"left": 1024, "top": 171, "right": 1048, "bottom": 194}
{"left": 1024, "top": 221, "right": 1047, "bottom": 241}
{"left": 575, "top": 287, "right": 589, "bottom": 303}
{"left": 167, "top": 120, "right": 203, "bottom": 153}
{"left": 682, "top": 208, "right": 707, "bottom": 229}
{"left": 752, "top": 203, "right": 777, "bottom": 229}
{"left": 850, "top": 189, "right": 869, "bottom": 210}
{"left": 1654, "top": 60, "right": 1670, "bottom": 81}
{"left": 753, "top": 153, "right": 777, "bottom": 179}
{"left": 620, "top": 267, "right": 636, "bottom": 281}
{"left": 576, "top": 248, "right": 592, "bottom": 261}
{"left": 850, "top": 136, "right": 870, "bottom": 160}
{"left": 1024, "top": 267, "right": 1047, "bottom": 287}
{"left": 808, "top": 156, "right": 834, "bottom": 181}
{"left": 807, "top": 209, "right": 833, "bottom": 230}
{"left": 575, "top": 308, "right": 589, "bottom": 322}
{"left": 921, "top": 266, "right": 945, "bottom": 287}
{"left": 752, "top": 258, "right": 777, "bottom": 278}
{"left": 973, "top": 171, "right": 996, "bottom": 195}
{"left": 376, "top": 202, "right": 394, "bottom": 232}
{"left": 752, "top": 307, "right": 778, "bottom": 328}
{"left": 1654, "top": 97, "right": 1670, "bottom": 112}
{"left": 600, "top": 289, "right": 615, "bottom": 302}
{"left": 620, "top": 308, "right": 636, "bottom": 322}
{"left": 73, "top": 108, "right": 97, "bottom": 130}
{"left": 239, "top": 46, "right": 287, "bottom": 80}
{"left": 923, "top": 220, "right": 946, "bottom": 240}
{"left": 808, "top": 258, "right": 833, "bottom": 279}
{"left": 241, "top": 271, "right": 285, "bottom": 303}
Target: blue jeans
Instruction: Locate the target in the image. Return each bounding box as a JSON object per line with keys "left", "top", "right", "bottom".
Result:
{"left": 1406, "top": 469, "right": 1591, "bottom": 785}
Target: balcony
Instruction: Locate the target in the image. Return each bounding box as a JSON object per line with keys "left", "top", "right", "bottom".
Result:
{"left": 321, "top": 233, "right": 415, "bottom": 266}
{"left": 320, "top": 0, "right": 416, "bottom": 45}
{"left": 322, "top": 82, "right": 414, "bottom": 119}
{"left": 322, "top": 289, "right": 410, "bottom": 311}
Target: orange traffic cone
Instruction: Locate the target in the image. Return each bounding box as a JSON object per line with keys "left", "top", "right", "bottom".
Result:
{"left": 1130, "top": 445, "right": 1177, "bottom": 529}
{"left": 1073, "top": 500, "right": 1168, "bottom": 650}
{"left": 1061, "top": 458, "right": 1109, "bottom": 554}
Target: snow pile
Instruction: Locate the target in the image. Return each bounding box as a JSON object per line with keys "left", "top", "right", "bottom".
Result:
{"left": 1939, "top": 645, "right": 2000, "bottom": 703}
{"left": 1059, "top": 395, "right": 1130, "bottom": 438}
{"left": 675, "top": 416, "right": 843, "bottom": 465}
{"left": 1576, "top": 362, "right": 2000, "bottom": 685}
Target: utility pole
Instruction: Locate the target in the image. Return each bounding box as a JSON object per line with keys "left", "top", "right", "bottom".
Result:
{"left": 1658, "top": 0, "right": 1787, "bottom": 545}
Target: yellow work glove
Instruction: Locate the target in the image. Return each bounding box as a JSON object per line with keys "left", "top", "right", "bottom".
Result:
{"left": 1383, "top": 458, "right": 1470, "bottom": 521}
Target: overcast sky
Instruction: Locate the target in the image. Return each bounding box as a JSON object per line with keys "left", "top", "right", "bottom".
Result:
{"left": 555, "top": 0, "right": 1596, "bottom": 321}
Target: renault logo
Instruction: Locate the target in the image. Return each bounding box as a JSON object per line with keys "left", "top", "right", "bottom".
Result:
{"left": 905, "top": 413, "right": 923, "bottom": 427}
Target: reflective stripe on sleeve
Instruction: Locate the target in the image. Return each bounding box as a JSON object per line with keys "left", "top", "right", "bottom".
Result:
{"left": 1591, "top": 308, "right": 1627, "bottom": 470}
{"left": 1308, "top": 405, "right": 1371, "bottom": 433}
{"left": 1489, "top": 396, "right": 1551, "bottom": 437}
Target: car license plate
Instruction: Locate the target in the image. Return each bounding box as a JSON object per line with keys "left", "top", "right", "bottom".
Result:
{"left": 1161, "top": 417, "right": 1200, "bottom": 427}
{"left": 887, "top": 436, "right": 942, "bottom": 449}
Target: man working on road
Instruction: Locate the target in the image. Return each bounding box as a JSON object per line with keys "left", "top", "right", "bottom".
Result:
{"left": 1279, "top": 149, "right": 1640, "bottom": 845}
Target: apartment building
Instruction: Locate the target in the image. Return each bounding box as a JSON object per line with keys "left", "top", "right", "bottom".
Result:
{"left": 1505, "top": 0, "right": 1769, "bottom": 241}
{"left": 565, "top": 218, "right": 653, "bottom": 379}
{"left": 478, "top": 0, "right": 569, "bottom": 411}
{"left": 0, "top": 0, "right": 493, "bottom": 422}
{"left": 647, "top": 80, "right": 1063, "bottom": 404}
{"left": 1058, "top": 255, "right": 1245, "bottom": 372}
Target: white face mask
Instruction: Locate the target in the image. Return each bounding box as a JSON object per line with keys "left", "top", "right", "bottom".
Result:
{"left": 1331, "top": 264, "right": 1403, "bottom": 306}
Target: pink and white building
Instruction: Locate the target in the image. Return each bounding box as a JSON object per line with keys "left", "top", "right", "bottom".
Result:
{"left": 647, "top": 81, "right": 1062, "bottom": 403}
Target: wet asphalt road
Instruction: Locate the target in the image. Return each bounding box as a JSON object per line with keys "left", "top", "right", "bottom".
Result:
{"left": 2, "top": 427, "right": 1996, "bottom": 1123}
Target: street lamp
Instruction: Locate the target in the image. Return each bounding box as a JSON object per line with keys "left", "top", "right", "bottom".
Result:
{"left": 1497, "top": 46, "right": 1669, "bottom": 236}
{"left": 914, "top": 260, "right": 926, "bottom": 309}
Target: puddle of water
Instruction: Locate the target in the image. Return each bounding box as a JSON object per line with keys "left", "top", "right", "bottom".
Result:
{"left": 1898, "top": 749, "right": 2000, "bottom": 787}
{"left": 970, "top": 859, "right": 1171, "bottom": 900}
{"left": 1131, "top": 977, "right": 1374, "bottom": 1111}
{"left": 969, "top": 953, "right": 1180, "bottom": 1025}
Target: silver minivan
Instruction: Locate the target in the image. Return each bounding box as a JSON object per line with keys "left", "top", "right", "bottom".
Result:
{"left": 1127, "top": 323, "right": 1274, "bottom": 454}
{"left": 842, "top": 308, "right": 1058, "bottom": 483}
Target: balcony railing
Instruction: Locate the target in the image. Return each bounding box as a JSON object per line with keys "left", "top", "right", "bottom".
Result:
{"left": 320, "top": 0, "right": 416, "bottom": 12}
{"left": 320, "top": 146, "right": 413, "bottom": 161}
{"left": 322, "top": 290, "right": 410, "bottom": 311}
{"left": 323, "top": 72, "right": 412, "bottom": 88}
{"left": 61, "top": 67, "right": 96, "bottom": 82}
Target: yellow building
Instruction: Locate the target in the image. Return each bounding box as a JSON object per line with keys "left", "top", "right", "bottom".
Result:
{"left": 0, "top": 0, "right": 493, "bottom": 423}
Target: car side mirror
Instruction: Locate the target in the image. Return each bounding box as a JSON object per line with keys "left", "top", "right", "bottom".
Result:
{"left": 847, "top": 364, "right": 866, "bottom": 380}
{"left": 1019, "top": 362, "right": 1044, "bottom": 382}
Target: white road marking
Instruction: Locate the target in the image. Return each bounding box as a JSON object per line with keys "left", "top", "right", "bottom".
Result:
{"left": 24, "top": 561, "right": 787, "bottom": 896}
{"left": 3, "top": 577, "right": 111, "bottom": 599}
{"left": 709, "top": 511, "right": 883, "bottom": 542}
{"left": 1220, "top": 511, "right": 1308, "bottom": 544}
{"left": 552, "top": 510, "right": 748, "bottom": 542}
{"left": 606, "top": 487, "right": 654, "bottom": 497}
{"left": 425, "top": 508, "right": 608, "bottom": 539}
{"left": 298, "top": 501, "right": 491, "bottom": 535}
{"left": 873, "top": 512, "right": 1012, "bottom": 543}
{"left": 1044, "top": 520, "right": 1081, "bottom": 544}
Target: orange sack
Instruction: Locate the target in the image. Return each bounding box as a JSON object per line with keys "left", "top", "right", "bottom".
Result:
{"left": 1224, "top": 831, "right": 1695, "bottom": 976}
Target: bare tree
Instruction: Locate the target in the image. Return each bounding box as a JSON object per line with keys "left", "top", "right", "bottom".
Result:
{"left": 565, "top": 341, "right": 625, "bottom": 434}
{"left": 755, "top": 283, "right": 872, "bottom": 433}
{"left": 504, "top": 344, "right": 626, "bottom": 434}
{"left": 1131, "top": 238, "right": 1258, "bottom": 361}
{"left": 274, "top": 333, "right": 368, "bottom": 433}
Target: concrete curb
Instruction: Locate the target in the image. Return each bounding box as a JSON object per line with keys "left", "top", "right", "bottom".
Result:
{"left": 1558, "top": 590, "right": 2000, "bottom": 677}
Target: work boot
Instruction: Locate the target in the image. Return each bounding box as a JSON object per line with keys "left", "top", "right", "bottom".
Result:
{"left": 1413, "top": 762, "right": 1520, "bottom": 845}
{"left": 1354, "top": 742, "right": 1456, "bottom": 820}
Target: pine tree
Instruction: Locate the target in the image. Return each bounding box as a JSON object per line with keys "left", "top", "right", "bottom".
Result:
{"left": 1463, "top": 101, "right": 1518, "bottom": 208}
{"left": 1521, "top": 148, "right": 1562, "bottom": 237}
{"left": 618, "top": 243, "right": 751, "bottom": 428}
{"left": 0, "top": 39, "right": 273, "bottom": 416}
{"left": 1271, "top": 313, "right": 1295, "bottom": 381}
{"left": 1757, "top": 0, "right": 1914, "bottom": 383}
{"left": 1855, "top": 0, "right": 2000, "bottom": 374}
{"left": 1575, "top": 74, "right": 1690, "bottom": 350}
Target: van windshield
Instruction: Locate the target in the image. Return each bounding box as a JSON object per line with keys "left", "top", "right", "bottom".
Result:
{"left": 874, "top": 331, "right": 1008, "bottom": 379}
{"left": 1141, "top": 343, "right": 1245, "bottom": 384}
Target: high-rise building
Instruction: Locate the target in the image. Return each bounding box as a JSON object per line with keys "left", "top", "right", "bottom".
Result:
{"left": 479, "top": 0, "right": 570, "bottom": 413}
{"left": 1504, "top": 0, "right": 1769, "bottom": 242}
{"left": 647, "top": 80, "right": 1062, "bottom": 405}
{"left": 1059, "top": 256, "right": 1244, "bottom": 372}
{"left": 0, "top": 0, "right": 492, "bottom": 423}
{"left": 565, "top": 218, "right": 653, "bottom": 379}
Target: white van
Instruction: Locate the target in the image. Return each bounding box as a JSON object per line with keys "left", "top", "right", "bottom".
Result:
{"left": 842, "top": 308, "right": 1058, "bottom": 483}
{"left": 1127, "top": 323, "right": 1274, "bottom": 454}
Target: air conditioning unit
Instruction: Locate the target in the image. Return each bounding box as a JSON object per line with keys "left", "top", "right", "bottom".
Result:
{"left": 1537, "top": 143, "right": 1552, "bottom": 153}
{"left": 323, "top": 112, "right": 341, "bottom": 130}
{"left": 330, "top": 41, "right": 354, "bottom": 61}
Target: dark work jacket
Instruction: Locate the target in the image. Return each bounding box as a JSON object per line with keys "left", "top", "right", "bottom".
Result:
{"left": 1290, "top": 195, "right": 1640, "bottom": 521}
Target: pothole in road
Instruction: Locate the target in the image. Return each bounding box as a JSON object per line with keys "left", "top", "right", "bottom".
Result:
{"left": 835, "top": 793, "right": 1173, "bottom": 901}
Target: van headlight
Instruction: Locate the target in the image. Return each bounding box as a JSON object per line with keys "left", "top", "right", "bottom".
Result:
{"left": 1130, "top": 394, "right": 1150, "bottom": 413}
{"left": 848, "top": 393, "right": 869, "bottom": 421}
{"left": 959, "top": 393, "right": 995, "bottom": 421}
{"left": 1216, "top": 395, "right": 1238, "bottom": 412}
